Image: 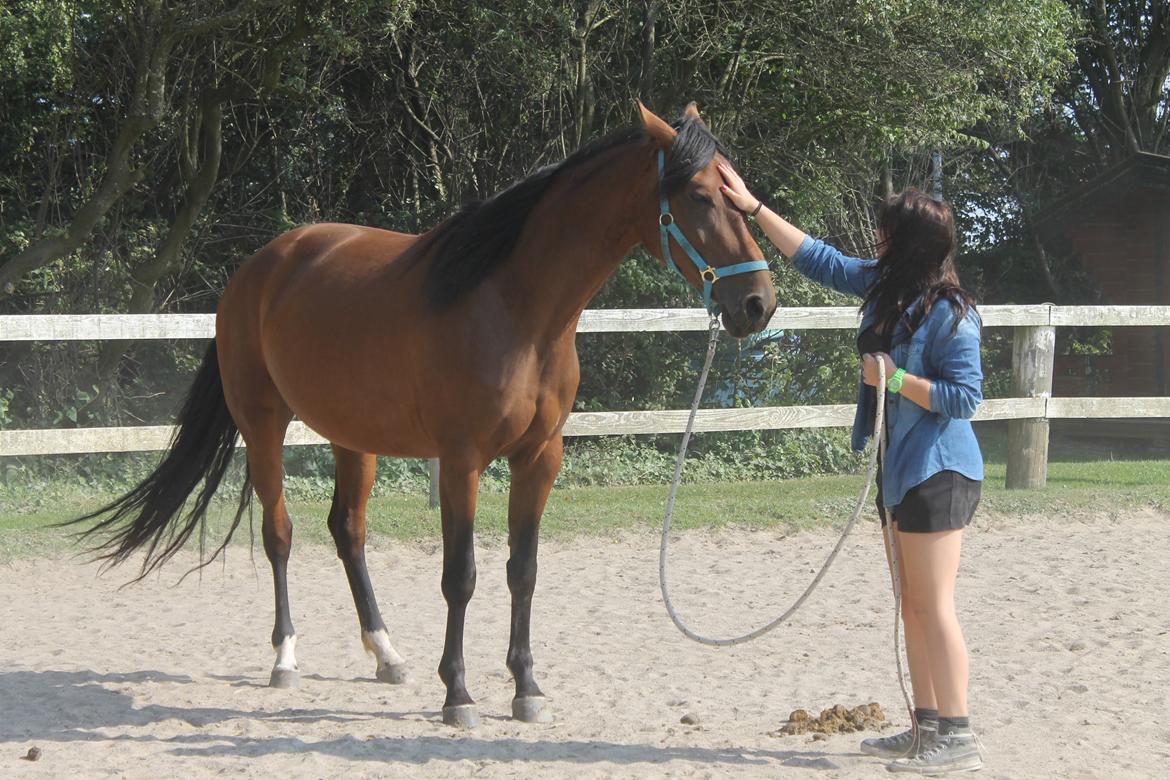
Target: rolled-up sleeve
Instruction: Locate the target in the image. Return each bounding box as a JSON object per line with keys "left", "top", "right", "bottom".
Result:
{"left": 928, "top": 313, "right": 983, "bottom": 419}
{"left": 790, "top": 235, "right": 877, "bottom": 299}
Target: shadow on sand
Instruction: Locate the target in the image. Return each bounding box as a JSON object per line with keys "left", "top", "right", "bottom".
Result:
{"left": 1, "top": 668, "right": 842, "bottom": 770}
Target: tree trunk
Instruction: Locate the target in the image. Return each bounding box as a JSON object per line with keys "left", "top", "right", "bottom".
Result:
{"left": 573, "top": 4, "right": 591, "bottom": 147}
{"left": 1090, "top": 0, "right": 1141, "bottom": 153}
{"left": 97, "top": 100, "right": 225, "bottom": 376}
{"left": 395, "top": 35, "right": 450, "bottom": 201}
{"left": 638, "top": 1, "right": 657, "bottom": 105}
{"left": 986, "top": 150, "right": 1059, "bottom": 299}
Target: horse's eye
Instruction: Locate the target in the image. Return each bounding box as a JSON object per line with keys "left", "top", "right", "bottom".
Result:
{"left": 689, "top": 191, "right": 713, "bottom": 206}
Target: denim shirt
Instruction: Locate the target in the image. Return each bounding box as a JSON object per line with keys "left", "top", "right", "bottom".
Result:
{"left": 791, "top": 236, "right": 984, "bottom": 507}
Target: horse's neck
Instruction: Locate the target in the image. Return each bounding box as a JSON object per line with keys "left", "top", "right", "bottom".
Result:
{"left": 495, "top": 143, "right": 651, "bottom": 342}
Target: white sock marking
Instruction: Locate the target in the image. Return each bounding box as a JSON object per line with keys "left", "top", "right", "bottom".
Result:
{"left": 362, "top": 629, "right": 405, "bottom": 667}
{"left": 273, "top": 635, "right": 298, "bottom": 671}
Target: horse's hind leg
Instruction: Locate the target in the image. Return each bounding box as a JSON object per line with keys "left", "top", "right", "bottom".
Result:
{"left": 505, "top": 437, "right": 562, "bottom": 724}
{"left": 328, "top": 445, "right": 407, "bottom": 683}
{"left": 247, "top": 415, "right": 299, "bottom": 687}
{"left": 228, "top": 388, "right": 298, "bottom": 688}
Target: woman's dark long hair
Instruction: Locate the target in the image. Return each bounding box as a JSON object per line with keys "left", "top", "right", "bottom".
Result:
{"left": 863, "top": 188, "right": 977, "bottom": 337}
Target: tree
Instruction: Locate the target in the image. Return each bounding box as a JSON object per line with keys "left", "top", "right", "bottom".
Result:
{"left": 1065, "top": 0, "right": 1170, "bottom": 158}
{"left": 953, "top": 1, "right": 1170, "bottom": 304}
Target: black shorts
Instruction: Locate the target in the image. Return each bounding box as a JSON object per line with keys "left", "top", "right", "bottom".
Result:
{"left": 876, "top": 462, "right": 981, "bottom": 534}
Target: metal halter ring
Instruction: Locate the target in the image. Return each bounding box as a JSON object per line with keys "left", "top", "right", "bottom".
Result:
{"left": 659, "top": 213, "right": 674, "bottom": 227}
{"left": 700, "top": 266, "right": 718, "bottom": 283}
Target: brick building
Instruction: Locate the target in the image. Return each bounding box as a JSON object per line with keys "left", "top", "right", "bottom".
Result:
{"left": 1036, "top": 152, "right": 1170, "bottom": 398}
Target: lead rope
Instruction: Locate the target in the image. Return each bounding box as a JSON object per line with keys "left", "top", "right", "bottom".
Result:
{"left": 877, "top": 376, "right": 917, "bottom": 739}
{"left": 659, "top": 315, "right": 914, "bottom": 724}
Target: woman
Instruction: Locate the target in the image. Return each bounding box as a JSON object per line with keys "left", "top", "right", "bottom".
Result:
{"left": 719, "top": 165, "right": 984, "bottom": 774}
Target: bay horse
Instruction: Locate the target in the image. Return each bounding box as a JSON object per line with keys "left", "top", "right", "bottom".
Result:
{"left": 73, "top": 102, "right": 777, "bottom": 728}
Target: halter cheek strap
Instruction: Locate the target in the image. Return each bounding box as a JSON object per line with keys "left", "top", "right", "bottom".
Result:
{"left": 658, "top": 149, "right": 770, "bottom": 315}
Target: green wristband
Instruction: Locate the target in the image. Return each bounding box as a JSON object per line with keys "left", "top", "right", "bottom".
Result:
{"left": 886, "top": 367, "right": 906, "bottom": 394}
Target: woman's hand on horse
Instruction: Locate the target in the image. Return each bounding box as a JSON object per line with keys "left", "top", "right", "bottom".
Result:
{"left": 862, "top": 352, "right": 898, "bottom": 388}
{"left": 717, "top": 163, "right": 758, "bottom": 214}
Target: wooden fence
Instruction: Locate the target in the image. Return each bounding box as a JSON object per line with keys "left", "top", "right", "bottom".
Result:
{"left": 3, "top": 305, "right": 1168, "bottom": 500}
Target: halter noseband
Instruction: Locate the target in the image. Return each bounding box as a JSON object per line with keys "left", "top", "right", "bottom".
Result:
{"left": 657, "top": 149, "right": 769, "bottom": 316}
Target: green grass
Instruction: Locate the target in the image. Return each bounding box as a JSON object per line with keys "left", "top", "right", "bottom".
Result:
{"left": 1, "top": 459, "right": 1165, "bottom": 562}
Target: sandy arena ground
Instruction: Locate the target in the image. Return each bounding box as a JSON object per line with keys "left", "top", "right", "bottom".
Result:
{"left": 2, "top": 510, "right": 1168, "bottom": 778}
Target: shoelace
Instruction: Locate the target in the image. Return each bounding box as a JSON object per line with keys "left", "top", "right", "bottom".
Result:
{"left": 910, "top": 732, "right": 978, "bottom": 763}
{"left": 916, "top": 740, "right": 950, "bottom": 761}
{"left": 878, "top": 729, "right": 916, "bottom": 747}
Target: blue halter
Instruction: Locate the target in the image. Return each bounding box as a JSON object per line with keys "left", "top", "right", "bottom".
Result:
{"left": 657, "top": 149, "right": 770, "bottom": 316}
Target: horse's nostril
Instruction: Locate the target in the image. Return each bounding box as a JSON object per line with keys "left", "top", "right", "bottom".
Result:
{"left": 745, "top": 294, "right": 766, "bottom": 324}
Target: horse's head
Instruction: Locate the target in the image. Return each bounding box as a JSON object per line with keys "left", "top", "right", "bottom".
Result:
{"left": 636, "top": 101, "right": 777, "bottom": 338}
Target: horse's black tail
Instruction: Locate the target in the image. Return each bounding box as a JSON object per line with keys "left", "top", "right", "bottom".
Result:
{"left": 65, "top": 340, "right": 252, "bottom": 580}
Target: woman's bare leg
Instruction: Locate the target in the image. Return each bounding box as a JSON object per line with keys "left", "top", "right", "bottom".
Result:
{"left": 896, "top": 528, "right": 968, "bottom": 717}
{"left": 883, "top": 519, "right": 937, "bottom": 711}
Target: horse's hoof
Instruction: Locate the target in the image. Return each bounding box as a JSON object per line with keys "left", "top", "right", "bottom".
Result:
{"left": 512, "top": 696, "right": 554, "bottom": 723}
{"left": 376, "top": 663, "right": 407, "bottom": 684}
{"left": 268, "top": 668, "right": 300, "bottom": 689}
{"left": 442, "top": 704, "right": 481, "bottom": 729}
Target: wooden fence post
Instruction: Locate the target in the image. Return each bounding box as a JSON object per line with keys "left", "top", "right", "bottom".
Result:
{"left": 1006, "top": 324, "right": 1056, "bottom": 489}
{"left": 428, "top": 457, "right": 440, "bottom": 509}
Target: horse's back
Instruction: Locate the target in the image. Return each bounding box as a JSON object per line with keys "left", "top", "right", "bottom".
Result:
{"left": 236, "top": 222, "right": 416, "bottom": 285}
{"left": 220, "top": 222, "right": 419, "bottom": 322}
{"left": 216, "top": 222, "right": 438, "bottom": 454}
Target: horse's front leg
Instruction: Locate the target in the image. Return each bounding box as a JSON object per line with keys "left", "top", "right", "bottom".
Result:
{"left": 437, "top": 455, "right": 481, "bottom": 728}
{"left": 328, "top": 445, "right": 407, "bottom": 684}
{"left": 505, "top": 436, "right": 562, "bottom": 723}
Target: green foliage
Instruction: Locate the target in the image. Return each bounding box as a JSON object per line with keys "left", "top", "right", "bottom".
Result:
{"left": 0, "top": 387, "right": 14, "bottom": 427}
{"left": 1064, "top": 327, "right": 1111, "bottom": 356}
{"left": 556, "top": 430, "right": 862, "bottom": 487}
{"left": 979, "top": 329, "right": 1014, "bottom": 400}
{"left": 0, "top": 0, "right": 75, "bottom": 118}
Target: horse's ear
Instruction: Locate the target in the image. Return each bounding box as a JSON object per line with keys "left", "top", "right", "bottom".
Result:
{"left": 636, "top": 100, "right": 676, "bottom": 149}
{"left": 683, "top": 101, "right": 704, "bottom": 124}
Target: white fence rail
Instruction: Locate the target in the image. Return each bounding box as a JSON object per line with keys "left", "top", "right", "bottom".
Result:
{"left": 4, "top": 304, "right": 1170, "bottom": 341}
{"left": 2, "top": 305, "right": 1168, "bottom": 492}
{"left": 7, "top": 397, "right": 1169, "bottom": 459}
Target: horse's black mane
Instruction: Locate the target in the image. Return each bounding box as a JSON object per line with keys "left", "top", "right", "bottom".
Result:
{"left": 414, "top": 114, "right": 726, "bottom": 308}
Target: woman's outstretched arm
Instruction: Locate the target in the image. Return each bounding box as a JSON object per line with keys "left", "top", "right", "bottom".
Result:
{"left": 717, "top": 163, "right": 806, "bottom": 257}
{"left": 719, "top": 162, "right": 877, "bottom": 299}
